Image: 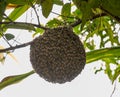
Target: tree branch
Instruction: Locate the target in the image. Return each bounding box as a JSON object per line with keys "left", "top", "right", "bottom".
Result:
{"left": 0, "top": 41, "right": 33, "bottom": 53}
{"left": 100, "top": 6, "right": 120, "bottom": 23}
{"left": 0, "top": 22, "right": 49, "bottom": 30}
{"left": 70, "top": 13, "right": 107, "bottom": 27}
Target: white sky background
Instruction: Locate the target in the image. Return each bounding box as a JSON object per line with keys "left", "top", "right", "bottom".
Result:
{"left": 0, "top": 2, "right": 120, "bottom": 97}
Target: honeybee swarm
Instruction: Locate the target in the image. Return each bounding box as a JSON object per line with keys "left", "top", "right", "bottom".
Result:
{"left": 30, "top": 27, "right": 86, "bottom": 83}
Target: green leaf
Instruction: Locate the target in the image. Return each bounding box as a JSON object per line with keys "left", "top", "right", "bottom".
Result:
{"left": 0, "top": 1, "right": 7, "bottom": 21}
{"left": 53, "top": 0, "right": 63, "bottom": 5}
{"left": 61, "top": 3, "right": 71, "bottom": 19}
{"left": 41, "top": 0, "right": 53, "bottom": 18}
{"left": 0, "top": 70, "right": 35, "bottom": 90}
{"left": 88, "top": 0, "right": 99, "bottom": 8}
{"left": 103, "top": 20, "right": 114, "bottom": 45}
{"left": 46, "top": 18, "right": 63, "bottom": 28}
{"left": 72, "top": 0, "right": 81, "bottom": 9}
{"left": 5, "top": 33, "right": 15, "bottom": 40}
{"left": 6, "top": 0, "right": 34, "bottom": 5}
{"left": 7, "top": 5, "right": 30, "bottom": 21}
{"left": 104, "top": 61, "right": 112, "bottom": 80}
{"left": 4, "top": 23, "right": 35, "bottom": 31}
{"left": 86, "top": 46, "right": 120, "bottom": 63}
{"left": 112, "top": 65, "right": 120, "bottom": 83}
{"left": 72, "top": 9, "right": 82, "bottom": 18}
{"left": 33, "top": 28, "right": 44, "bottom": 37}
{"left": 101, "top": 0, "right": 120, "bottom": 16}
{"left": 72, "top": 0, "right": 94, "bottom": 30}
{"left": 35, "top": 28, "right": 44, "bottom": 34}
{"left": 103, "top": 58, "right": 119, "bottom": 65}
{"left": 86, "top": 41, "right": 95, "bottom": 50}
{"left": 80, "top": 1, "right": 93, "bottom": 30}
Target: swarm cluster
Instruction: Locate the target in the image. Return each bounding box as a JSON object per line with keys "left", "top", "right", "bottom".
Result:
{"left": 30, "top": 27, "right": 86, "bottom": 83}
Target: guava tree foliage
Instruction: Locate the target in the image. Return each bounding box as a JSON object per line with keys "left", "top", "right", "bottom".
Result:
{"left": 0, "top": 0, "right": 120, "bottom": 90}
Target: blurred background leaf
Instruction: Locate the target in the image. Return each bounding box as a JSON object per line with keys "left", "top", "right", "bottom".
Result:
{"left": 0, "top": 70, "right": 35, "bottom": 90}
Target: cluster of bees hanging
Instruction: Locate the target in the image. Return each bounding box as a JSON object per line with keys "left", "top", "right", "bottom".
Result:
{"left": 30, "top": 27, "right": 86, "bottom": 83}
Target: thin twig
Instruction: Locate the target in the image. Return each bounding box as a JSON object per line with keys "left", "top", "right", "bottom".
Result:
{"left": 0, "top": 41, "right": 33, "bottom": 53}
{"left": 70, "top": 19, "right": 82, "bottom": 27}
{"left": 3, "top": 13, "right": 13, "bottom": 22}
{"left": 31, "top": 3, "right": 41, "bottom": 25}
{"left": 2, "top": 36, "right": 12, "bottom": 47}
{"left": 110, "top": 81, "right": 117, "bottom": 97}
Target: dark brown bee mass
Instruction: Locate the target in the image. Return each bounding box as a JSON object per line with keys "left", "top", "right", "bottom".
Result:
{"left": 30, "top": 27, "right": 86, "bottom": 83}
